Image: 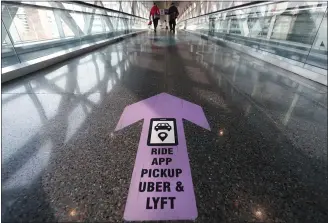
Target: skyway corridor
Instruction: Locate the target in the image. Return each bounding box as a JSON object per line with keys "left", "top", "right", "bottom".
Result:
{"left": 2, "top": 31, "right": 327, "bottom": 222}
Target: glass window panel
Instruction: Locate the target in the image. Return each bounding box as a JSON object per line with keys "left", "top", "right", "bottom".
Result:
{"left": 101, "top": 15, "right": 110, "bottom": 32}
{"left": 21, "top": 2, "right": 51, "bottom": 7}
{"left": 102, "top": 2, "right": 120, "bottom": 11}
{"left": 121, "top": 2, "right": 132, "bottom": 14}
{"left": 210, "top": 2, "right": 217, "bottom": 12}
{"left": 1, "top": 21, "right": 20, "bottom": 67}
{"left": 71, "top": 12, "right": 85, "bottom": 34}
{"left": 60, "top": 17, "right": 75, "bottom": 37}
{"left": 305, "top": 8, "right": 327, "bottom": 70}
{"left": 91, "top": 15, "right": 105, "bottom": 34}
{"left": 1, "top": 1, "right": 147, "bottom": 70}
{"left": 234, "top": 1, "right": 250, "bottom": 7}
{"left": 9, "top": 6, "right": 60, "bottom": 43}
{"left": 182, "top": 0, "right": 328, "bottom": 71}
{"left": 61, "top": 3, "right": 75, "bottom": 10}
{"left": 2, "top": 5, "right": 22, "bottom": 43}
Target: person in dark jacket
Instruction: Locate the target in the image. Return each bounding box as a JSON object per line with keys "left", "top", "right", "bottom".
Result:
{"left": 168, "top": 2, "right": 179, "bottom": 32}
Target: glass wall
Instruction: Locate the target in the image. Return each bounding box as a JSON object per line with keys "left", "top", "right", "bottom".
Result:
{"left": 178, "top": 1, "right": 252, "bottom": 22}
{"left": 179, "top": 1, "right": 327, "bottom": 74}
{"left": 1, "top": 1, "right": 147, "bottom": 68}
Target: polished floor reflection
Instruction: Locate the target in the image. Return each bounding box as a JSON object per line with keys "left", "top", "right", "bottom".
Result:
{"left": 2, "top": 31, "right": 327, "bottom": 222}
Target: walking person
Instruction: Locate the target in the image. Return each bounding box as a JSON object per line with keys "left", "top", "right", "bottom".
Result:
{"left": 168, "top": 2, "right": 179, "bottom": 32}
{"left": 149, "top": 2, "right": 160, "bottom": 32}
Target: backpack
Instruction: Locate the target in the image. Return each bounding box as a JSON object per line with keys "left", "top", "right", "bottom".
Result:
{"left": 154, "top": 13, "right": 160, "bottom": 20}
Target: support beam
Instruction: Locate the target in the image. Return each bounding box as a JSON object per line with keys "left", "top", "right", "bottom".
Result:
{"left": 227, "top": 18, "right": 231, "bottom": 34}
{"left": 312, "top": 10, "right": 327, "bottom": 50}
{"left": 119, "top": 1, "right": 123, "bottom": 12}
{"left": 83, "top": 2, "right": 97, "bottom": 35}
{"left": 1, "top": 4, "right": 19, "bottom": 43}
{"left": 49, "top": 2, "right": 84, "bottom": 36}
{"left": 53, "top": 8, "right": 65, "bottom": 38}
{"left": 267, "top": 15, "right": 276, "bottom": 39}
{"left": 131, "top": 1, "right": 136, "bottom": 16}
{"left": 85, "top": 13, "right": 95, "bottom": 34}
{"left": 98, "top": 1, "right": 114, "bottom": 31}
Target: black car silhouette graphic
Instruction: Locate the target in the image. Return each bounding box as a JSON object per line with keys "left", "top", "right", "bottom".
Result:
{"left": 155, "top": 123, "right": 171, "bottom": 131}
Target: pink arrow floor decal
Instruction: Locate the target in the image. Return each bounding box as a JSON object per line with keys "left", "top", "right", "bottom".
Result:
{"left": 115, "top": 93, "right": 210, "bottom": 221}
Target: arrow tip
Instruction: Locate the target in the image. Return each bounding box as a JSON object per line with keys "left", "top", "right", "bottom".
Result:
{"left": 115, "top": 92, "right": 211, "bottom": 131}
